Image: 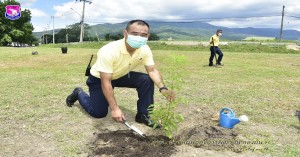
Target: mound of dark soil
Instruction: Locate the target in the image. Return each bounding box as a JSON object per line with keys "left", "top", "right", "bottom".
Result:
{"left": 176, "top": 125, "right": 241, "bottom": 152}
{"left": 89, "top": 130, "right": 175, "bottom": 157}
{"left": 88, "top": 105, "right": 248, "bottom": 156}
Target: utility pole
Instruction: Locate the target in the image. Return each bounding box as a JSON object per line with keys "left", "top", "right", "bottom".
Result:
{"left": 279, "top": 5, "right": 285, "bottom": 42}
{"left": 42, "top": 31, "right": 45, "bottom": 44}
{"left": 65, "top": 26, "right": 69, "bottom": 43}
{"left": 76, "top": 0, "right": 92, "bottom": 42}
{"left": 42, "top": 26, "right": 48, "bottom": 44}
{"left": 66, "top": 33, "right": 69, "bottom": 43}
{"left": 45, "top": 26, "right": 48, "bottom": 44}
{"left": 52, "top": 16, "right": 55, "bottom": 44}
{"left": 95, "top": 32, "right": 100, "bottom": 42}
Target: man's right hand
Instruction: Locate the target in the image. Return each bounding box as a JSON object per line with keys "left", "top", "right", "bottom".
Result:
{"left": 100, "top": 72, "right": 125, "bottom": 123}
{"left": 161, "top": 89, "right": 176, "bottom": 101}
{"left": 111, "top": 107, "right": 125, "bottom": 123}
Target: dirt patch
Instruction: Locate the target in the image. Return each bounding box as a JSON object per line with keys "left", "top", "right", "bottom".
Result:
{"left": 175, "top": 125, "right": 240, "bottom": 152}
{"left": 87, "top": 104, "right": 254, "bottom": 156}
{"left": 0, "top": 127, "right": 61, "bottom": 157}
{"left": 172, "top": 104, "right": 244, "bottom": 153}
{"left": 88, "top": 129, "right": 175, "bottom": 157}
{"left": 286, "top": 44, "right": 300, "bottom": 51}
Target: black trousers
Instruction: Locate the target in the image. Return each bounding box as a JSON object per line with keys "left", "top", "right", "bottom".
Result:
{"left": 209, "top": 46, "right": 223, "bottom": 64}
{"left": 77, "top": 72, "right": 154, "bottom": 118}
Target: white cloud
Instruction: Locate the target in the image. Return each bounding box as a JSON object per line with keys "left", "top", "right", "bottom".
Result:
{"left": 19, "top": 0, "right": 36, "bottom": 7}
{"left": 208, "top": 14, "right": 300, "bottom": 31}
{"left": 21, "top": 7, "right": 48, "bottom": 32}
{"left": 33, "top": 25, "right": 44, "bottom": 32}
{"left": 53, "top": 1, "right": 81, "bottom": 20}
{"left": 26, "top": 8, "right": 47, "bottom": 17}
{"left": 284, "top": 17, "right": 300, "bottom": 31}
{"left": 209, "top": 17, "right": 282, "bottom": 28}
{"left": 48, "top": 0, "right": 300, "bottom": 30}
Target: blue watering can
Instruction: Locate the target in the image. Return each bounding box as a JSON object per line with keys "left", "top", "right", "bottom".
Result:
{"left": 219, "top": 108, "right": 245, "bottom": 129}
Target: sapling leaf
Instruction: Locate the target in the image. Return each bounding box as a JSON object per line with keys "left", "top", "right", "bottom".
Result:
{"left": 148, "top": 54, "right": 187, "bottom": 139}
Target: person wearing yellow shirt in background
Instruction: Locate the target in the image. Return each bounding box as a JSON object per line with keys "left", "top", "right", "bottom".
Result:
{"left": 66, "top": 20, "right": 174, "bottom": 128}
{"left": 209, "top": 29, "right": 224, "bottom": 66}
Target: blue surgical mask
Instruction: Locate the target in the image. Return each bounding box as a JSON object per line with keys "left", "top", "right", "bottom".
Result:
{"left": 126, "top": 34, "right": 148, "bottom": 49}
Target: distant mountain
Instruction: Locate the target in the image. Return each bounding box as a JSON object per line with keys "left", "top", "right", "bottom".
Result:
{"left": 33, "top": 21, "right": 300, "bottom": 41}
{"left": 146, "top": 21, "right": 300, "bottom": 40}
{"left": 32, "top": 30, "right": 60, "bottom": 41}
{"left": 227, "top": 27, "right": 300, "bottom": 40}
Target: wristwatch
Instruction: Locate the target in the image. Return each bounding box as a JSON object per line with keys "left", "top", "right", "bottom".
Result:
{"left": 159, "top": 86, "right": 168, "bottom": 92}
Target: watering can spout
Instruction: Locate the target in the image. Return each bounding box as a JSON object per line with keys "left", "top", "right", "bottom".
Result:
{"left": 230, "top": 118, "right": 241, "bottom": 127}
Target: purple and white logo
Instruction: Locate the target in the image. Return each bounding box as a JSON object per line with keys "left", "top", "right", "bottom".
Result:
{"left": 5, "top": 5, "right": 21, "bottom": 20}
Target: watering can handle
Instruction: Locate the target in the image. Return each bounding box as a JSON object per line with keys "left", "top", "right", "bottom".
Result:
{"left": 220, "top": 108, "right": 235, "bottom": 115}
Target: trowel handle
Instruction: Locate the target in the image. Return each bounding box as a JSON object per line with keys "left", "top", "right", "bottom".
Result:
{"left": 220, "top": 108, "right": 235, "bottom": 115}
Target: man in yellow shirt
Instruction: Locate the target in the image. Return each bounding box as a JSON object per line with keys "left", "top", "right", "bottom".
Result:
{"left": 209, "top": 29, "right": 224, "bottom": 66}
{"left": 66, "top": 20, "right": 174, "bottom": 128}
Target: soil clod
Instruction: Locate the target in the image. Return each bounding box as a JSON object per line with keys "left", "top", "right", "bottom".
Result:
{"left": 89, "top": 130, "right": 175, "bottom": 157}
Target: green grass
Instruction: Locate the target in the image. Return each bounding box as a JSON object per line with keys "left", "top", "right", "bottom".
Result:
{"left": 0, "top": 45, "right": 299, "bottom": 156}
{"left": 40, "top": 41, "right": 300, "bottom": 54}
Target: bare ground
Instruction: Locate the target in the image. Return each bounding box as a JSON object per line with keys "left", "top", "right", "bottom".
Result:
{"left": 1, "top": 47, "right": 299, "bottom": 157}
{"left": 286, "top": 44, "right": 300, "bottom": 51}
{"left": 87, "top": 102, "right": 271, "bottom": 157}
{"left": 0, "top": 90, "right": 294, "bottom": 157}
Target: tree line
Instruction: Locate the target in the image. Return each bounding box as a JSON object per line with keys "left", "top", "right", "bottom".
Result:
{"left": 42, "top": 23, "right": 98, "bottom": 44}
{"left": 46, "top": 23, "right": 160, "bottom": 43}
{"left": 104, "top": 32, "right": 160, "bottom": 41}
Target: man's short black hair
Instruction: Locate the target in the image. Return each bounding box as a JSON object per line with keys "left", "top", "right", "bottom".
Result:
{"left": 126, "top": 20, "right": 150, "bottom": 31}
{"left": 216, "top": 29, "right": 223, "bottom": 33}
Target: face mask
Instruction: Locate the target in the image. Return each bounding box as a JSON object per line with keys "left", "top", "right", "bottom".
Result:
{"left": 218, "top": 33, "right": 222, "bottom": 36}
{"left": 126, "top": 34, "right": 148, "bottom": 49}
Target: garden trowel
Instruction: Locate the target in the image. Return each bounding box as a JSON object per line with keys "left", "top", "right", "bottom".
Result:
{"left": 123, "top": 121, "right": 145, "bottom": 137}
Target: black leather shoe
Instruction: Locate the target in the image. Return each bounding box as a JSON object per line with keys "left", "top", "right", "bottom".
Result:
{"left": 135, "top": 113, "right": 162, "bottom": 129}
{"left": 217, "top": 63, "right": 224, "bottom": 66}
{"left": 66, "top": 87, "right": 83, "bottom": 107}
{"left": 209, "top": 63, "right": 213, "bottom": 66}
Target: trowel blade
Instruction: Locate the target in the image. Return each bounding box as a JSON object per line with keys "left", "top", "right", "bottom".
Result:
{"left": 124, "top": 121, "right": 145, "bottom": 137}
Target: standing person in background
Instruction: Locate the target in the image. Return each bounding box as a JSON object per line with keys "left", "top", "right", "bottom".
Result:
{"left": 209, "top": 29, "right": 224, "bottom": 66}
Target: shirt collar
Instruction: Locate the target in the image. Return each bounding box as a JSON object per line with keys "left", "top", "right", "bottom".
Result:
{"left": 120, "top": 38, "right": 128, "bottom": 54}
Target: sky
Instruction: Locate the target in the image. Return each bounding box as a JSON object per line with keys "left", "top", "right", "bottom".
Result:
{"left": 14, "top": 0, "right": 300, "bottom": 32}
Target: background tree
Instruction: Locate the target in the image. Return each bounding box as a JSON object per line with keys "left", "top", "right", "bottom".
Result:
{"left": 105, "top": 33, "right": 111, "bottom": 41}
{"left": 104, "top": 33, "right": 123, "bottom": 41}
{"left": 0, "top": 0, "right": 37, "bottom": 46}
{"left": 55, "top": 29, "right": 68, "bottom": 43}
{"left": 149, "top": 33, "right": 160, "bottom": 41}
{"left": 110, "top": 33, "right": 123, "bottom": 40}
{"left": 54, "top": 23, "right": 93, "bottom": 43}
{"left": 41, "top": 34, "right": 53, "bottom": 44}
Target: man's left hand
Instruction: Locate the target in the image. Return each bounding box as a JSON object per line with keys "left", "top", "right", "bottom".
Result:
{"left": 161, "top": 89, "right": 176, "bottom": 101}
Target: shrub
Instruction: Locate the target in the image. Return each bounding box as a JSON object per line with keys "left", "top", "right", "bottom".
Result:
{"left": 148, "top": 54, "right": 187, "bottom": 139}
